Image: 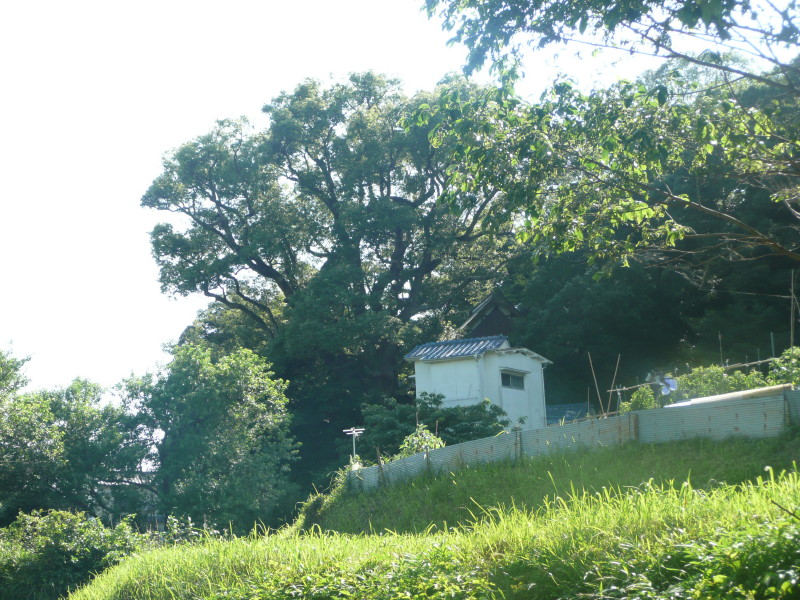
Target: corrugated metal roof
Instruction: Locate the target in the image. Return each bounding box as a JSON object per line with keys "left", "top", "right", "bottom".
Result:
{"left": 404, "top": 335, "right": 509, "bottom": 361}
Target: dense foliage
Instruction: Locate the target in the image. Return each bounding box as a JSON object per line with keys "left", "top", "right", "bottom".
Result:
{"left": 422, "top": 0, "right": 800, "bottom": 273}
{"left": 0, "top": 510, "right": 144, "bottom": 600}
{"left": 143, "top": 73, "right": 515, "bottom": 481}
{"left": 121, "top": 344, "right": 298, "bottom": 532}
{"left": 420, "top": 64, "right": 800, "bottom": 273}
{"left": 0, "top": 355, "right": 147, "bottom": 525}
{"left": 358, "top": 392, "right": 511, "bottom": 459}
{"left": 0, "top": 350, "right": 28, "bottom": 397}
{"left": 1, "top": 343, "right": 297, "bottom": 534}
{"left": 498, "top": 242, "right": 797, "bottom": 405}
{"left": 618, "top": 345, "right": 800, "bottom": 412}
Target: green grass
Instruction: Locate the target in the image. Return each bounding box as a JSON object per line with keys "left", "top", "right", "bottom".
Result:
{"left": 296, "top": 432, "right": 800, "bottom": 534}
{"left": 71, "top": 468, "right": 800, "bottom": 599}
{"left": 69, "top": 433, "right": 800, "bottom": 600}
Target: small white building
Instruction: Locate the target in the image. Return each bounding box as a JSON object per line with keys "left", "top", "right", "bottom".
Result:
{"left": 404, "top": 335, "right": 551, "bottom": 429}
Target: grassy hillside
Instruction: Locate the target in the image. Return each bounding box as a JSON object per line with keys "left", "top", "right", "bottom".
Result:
{"left": 70, "top": 433, "right": 800, "bottom": 600}
{"left": 296, "top": 433, "right": 800, "bottom": 534}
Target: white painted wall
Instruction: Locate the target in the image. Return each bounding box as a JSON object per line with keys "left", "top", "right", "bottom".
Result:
{"left": 413, "top": 358, "right": 482, "bottom": 406}
{"left": 412, "top": 349, "right": 547, "bottom": 430}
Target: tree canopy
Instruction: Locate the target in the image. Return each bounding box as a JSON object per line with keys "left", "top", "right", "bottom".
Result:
{"left": 0, "top": 357, "right": 148, "bottom": 525}
{"left": 422, "top": 0, "right": 800, "bottom": 272}
{"left": 121, "top": 344, "right": 297, "bottom": 531}
{"left": 427, "top": 0, "right": 800, "bottom": 90}
{"left": 143, "top": 73, "right": 515, "bottom": 480}
{"left": 143, "top": 73, "right": 506, "bottom": 337}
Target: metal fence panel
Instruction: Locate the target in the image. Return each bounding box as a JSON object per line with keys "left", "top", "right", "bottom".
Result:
{"left": 426, "top": 434, "right": 515, "bottom": 474}
{"left": 637, "top": 394, "right": 785, "bottom": 443}
{"left": 426, "top": 444, "right": 464, "bottom": 472}
{"left": 383, "top": 453, "right": 428, "bottom": 486}
{"left": 349, "top": 465, "right": 381, "bottom": 491}
{"left": 349, "top": 389, "right": 793, "bottom": 491}
{"left": 788, "top": 390, "right": 800, "bottom": 425}
{"left": 519, "top": 414, "right": 634, "bottom": 458}
{"left": 519, "top": 425, "right": 570, "bottom": 457}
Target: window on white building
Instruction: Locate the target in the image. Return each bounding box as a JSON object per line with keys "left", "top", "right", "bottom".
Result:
{"left": 501, "top": 371, "right": 525, "bottom": 390}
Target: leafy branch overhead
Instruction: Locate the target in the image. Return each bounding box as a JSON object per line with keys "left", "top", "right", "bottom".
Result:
{"left": 424, "top": 0, "right": 800, "bottom": 270}
{"left": 427, "top": 0, "right": 800, "bottom": 90}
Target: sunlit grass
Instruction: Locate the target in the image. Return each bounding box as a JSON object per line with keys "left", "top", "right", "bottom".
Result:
{"left": 71, "top": 468, "right": 800, "bottom": 599}
{"left": 70, "top": 433, "right": 800, "bottom": 600}
{"left": 298, "top": 431, "right": 800, "bottom": 534}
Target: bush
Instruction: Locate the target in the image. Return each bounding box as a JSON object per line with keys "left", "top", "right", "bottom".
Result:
{"left": 0, "top": 510, "right": 145, "bottom": 600}
{"left": 672, "top": 365, "right": 768, "bottom": 403}
{"left": 621, "top": 363, "right": 772, "bottom": 411}
{"left": 619, "top": 385, "right": 657, "bottom": 413}
{"left": 768, "top": 346, "right": 800, "bottom": 386}
{"left": 395, "top": 424, "right": 445, "bottom": 459}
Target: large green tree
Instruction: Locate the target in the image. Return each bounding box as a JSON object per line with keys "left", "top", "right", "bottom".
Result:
{"left": 29, "top": 380, "right": 148, "bottom": 519}
{"left": 143, "top": 73, "right": 511, "bottom": 481}
{"left": 122, "top": 344, "right": 298, "bottom": 531}
{"left": 144, "top": 73, "right": 504, "bottom": 340}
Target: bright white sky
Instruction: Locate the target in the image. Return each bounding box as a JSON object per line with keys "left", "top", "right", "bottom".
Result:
{"left": 0, "top": 0, "right": 650, "bottom": 391}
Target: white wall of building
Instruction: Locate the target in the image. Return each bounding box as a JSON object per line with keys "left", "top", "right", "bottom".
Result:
{"left": 413, "top": 357, "right": 482, "bottom": 406}
{"left": 413, "top": 349, "right": 547, "bottom": 430}
{"left": 483, "top": 351, "right": 547, "bottom": 429}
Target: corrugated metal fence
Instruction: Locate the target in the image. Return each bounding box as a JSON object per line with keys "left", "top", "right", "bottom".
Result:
{"left": 349, "top": 387, "right": 800, "bottom": 492}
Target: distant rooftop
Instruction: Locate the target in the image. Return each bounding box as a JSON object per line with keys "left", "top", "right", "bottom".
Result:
{"left": 404, "top": 335, "right": 510, "bottom": 361}
{"left": 458, "top": 290, "right": 522, "bottom": 335}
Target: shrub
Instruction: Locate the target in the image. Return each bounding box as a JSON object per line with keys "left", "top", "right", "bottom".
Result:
{"left": 159, "top": 515, "right": 222, "bottom": 545}
{"left": 395, "top": 424, "right": 445, "bottom": 459}
{"left": 671, "top": 365, "right": 768, "bottom": 403}
{"left": 768, "top": 346, "right": 800, "bottom": 386}
{"left": 619, "top": 385, "right": 657, "bottom": 413}
{"left": 621, "top": 363, "right": 771, "bottom": 411}
{"left": 0, "top": 510, "right": 145, "bottom": 600}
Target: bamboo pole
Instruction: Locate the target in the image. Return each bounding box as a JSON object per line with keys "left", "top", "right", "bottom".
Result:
{"left": 588, "top": 352, "right": 605, "bottom": 414}
{"left": 791, "top": 270, "right": 795, "bottom": 349}
{"left": 608, "top": 354, "right": 621, "bottom": 412}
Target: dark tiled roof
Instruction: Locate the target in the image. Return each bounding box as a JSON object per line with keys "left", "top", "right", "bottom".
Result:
{"left": 404, "top": 335, "right": 509, "bottom": 361}
{"left": 458, "top": 290, "right": 522, "bottom": 333}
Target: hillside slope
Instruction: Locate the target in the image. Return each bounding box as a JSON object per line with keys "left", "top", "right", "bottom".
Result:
{"left": 71, "top": 433, "right": 800, "bottom": 600}
{"left": 296, "top": 433, "right": 800, "bottom": 534}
